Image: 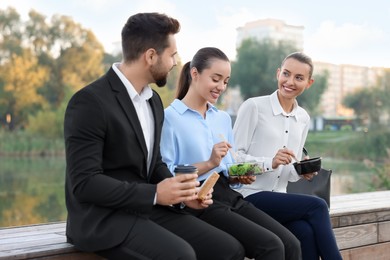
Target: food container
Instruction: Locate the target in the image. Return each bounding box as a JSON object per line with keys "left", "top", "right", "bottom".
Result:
{"left": 293, "top": 157, "right": 321, "bottom": 175}
{"left": 227, "top": 162, "right": 264, "bottom": 177}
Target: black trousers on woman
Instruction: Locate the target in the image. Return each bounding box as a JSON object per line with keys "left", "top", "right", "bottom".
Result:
{"left": 186, "top": 173, "right": 302, "bottom": 260}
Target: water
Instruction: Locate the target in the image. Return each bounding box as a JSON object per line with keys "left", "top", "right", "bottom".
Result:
{"left": 0, "top": 156, "right": 375, "bottom": 228}
{"left": 0, "top": 157, "right": 66, "bottom": 228}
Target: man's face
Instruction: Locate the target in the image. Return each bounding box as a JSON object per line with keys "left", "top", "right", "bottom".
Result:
{"left": 150, "top": 34, "right": 178, "bottom": 87}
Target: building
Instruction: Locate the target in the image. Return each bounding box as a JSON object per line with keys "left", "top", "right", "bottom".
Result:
{"left": 226, "top": 18, "right": 387, "bottom": 128}
{"left": 315, "top": 61, "right": 385, "bottom": 119}
{"left": 236, "top": 18, "right": 304, "bottom": 51}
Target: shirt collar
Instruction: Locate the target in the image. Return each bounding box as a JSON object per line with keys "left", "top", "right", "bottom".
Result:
{"left": 171, "top": 99, "right": 218, "bottom": 114}
{"left": 112, "top": 63, "right": 153, "bottom": 101}
{"left": 270, "top": 90, "right": 299, "bottom": 120}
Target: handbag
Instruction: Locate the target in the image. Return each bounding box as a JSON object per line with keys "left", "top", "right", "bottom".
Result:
{"left": 286, "top": 148, "right": 332, "bottom": 208}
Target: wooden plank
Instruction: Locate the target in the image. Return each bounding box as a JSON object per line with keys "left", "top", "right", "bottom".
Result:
{"left": 334, "top": 223, "right": 377, "bottom": 249}
{"left": 1, "top": 233, "right": 65, "bottom": 247}
{"left": 0, "top": 243, "right": 75, "bottom": 259}
{"left": 330, "top": 191, "right": 390, "bottom": 216}
{"left": 30, "top": 252, "right": 104, "bottom": 260}
{"left": 340, "top": 241, "right": 390, "bottom": 260}
{"left": 338, "top": 210, "right": 390, "bottom": 227}
{"left": 0, "top": 223, "right": 66, "bottom": 236}
{"left": 1, "top": 236, "right": 66, "bottom": 251}
{"left": 378, "top": 221, "right": 390, "bottom": 242}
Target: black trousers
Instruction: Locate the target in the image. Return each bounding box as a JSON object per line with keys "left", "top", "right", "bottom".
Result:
{"left": 95, "top": 205, "right": 245, "bottom": 260}
{"left": 187, "top": 174, "right": 302, "bottom": 260}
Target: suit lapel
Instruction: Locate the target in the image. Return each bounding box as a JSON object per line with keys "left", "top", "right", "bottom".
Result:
{"left": 107, "top": 69, "right": 148, "bottom": 162}
{"left": 147, "top": 94, "right": 161, "bottom": 180}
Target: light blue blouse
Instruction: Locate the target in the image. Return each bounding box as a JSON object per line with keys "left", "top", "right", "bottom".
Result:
{"left": 161, "top": 99, "right": 235, "bottom": 181}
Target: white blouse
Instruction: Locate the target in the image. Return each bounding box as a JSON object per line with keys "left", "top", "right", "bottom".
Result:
{"left": 233, "top": 90, "right": 310, "bottom": 197}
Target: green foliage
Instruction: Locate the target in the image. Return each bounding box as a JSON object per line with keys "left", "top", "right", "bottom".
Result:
{"left": 297, "top": 70, "right": 328, "bottom": 115}
{"left": 0, "top": 7, "right": 105, "bottom": 130}
{"left": 0, "top": 129, "right": 64, "bottom": 156}
{"left": 230, "top": 38, "right": 298, "bottom": 99}
{"left": 363, "top": 149, "right": 390, "bottom": 191}
{"left": 305, "top": 129, "right": 390, "bottom": 161}
{"left": 343, "top": 69, "right": 390, "bottom": 128}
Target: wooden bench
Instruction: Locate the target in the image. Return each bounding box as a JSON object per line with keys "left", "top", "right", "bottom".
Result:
{"left": 330, "top": 190, "right": 390, "bottom": 259}
{"left": 0, "top": 222, "right": 102, "bottom": 260}
{"left": 1, "top": 190, "right": 390, "bottom": 259}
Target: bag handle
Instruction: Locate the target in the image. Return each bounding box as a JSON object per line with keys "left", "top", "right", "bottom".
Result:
{"left": 302, "top": 147, "right": 308, "bottom": 157}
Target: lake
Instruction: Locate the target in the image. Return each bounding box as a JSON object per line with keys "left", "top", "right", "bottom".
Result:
{"left": 0, "top": 156, "right": 376, "bottom": 228}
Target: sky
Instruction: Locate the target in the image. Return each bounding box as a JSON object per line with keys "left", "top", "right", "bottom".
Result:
{"left": 1, "top": 0, "right": 390, "bottom": 68}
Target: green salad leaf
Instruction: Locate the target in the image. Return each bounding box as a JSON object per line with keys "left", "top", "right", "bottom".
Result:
{"left": 228, "top": 162, "right": 263, "bottom": 176}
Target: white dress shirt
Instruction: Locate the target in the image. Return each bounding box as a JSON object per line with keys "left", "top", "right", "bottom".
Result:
{"left": 112, "top": 63, "right": 154, "bottom": 173}
{"left": 233, "top": 90, "right": 310, "bottom": 197}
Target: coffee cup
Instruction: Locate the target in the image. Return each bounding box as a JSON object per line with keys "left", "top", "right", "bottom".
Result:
{"left": 174, "top": 164, "right": 198, "bottom": 182}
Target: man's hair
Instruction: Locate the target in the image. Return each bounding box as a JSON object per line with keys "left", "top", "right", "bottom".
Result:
{"left": 121, "top": 12, "right": 180, "bottom": 63}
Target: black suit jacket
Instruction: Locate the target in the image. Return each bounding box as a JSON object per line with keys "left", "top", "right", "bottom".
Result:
{"left": 64, "top": 68, "right": 173, "bottom": 251}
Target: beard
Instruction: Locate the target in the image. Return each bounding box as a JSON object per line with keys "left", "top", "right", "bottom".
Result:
{"left": 150, "top": 59, "right": 170, "bottom": 87}
{"left": 155, "top": 76, "right": 167, "bottom": 87}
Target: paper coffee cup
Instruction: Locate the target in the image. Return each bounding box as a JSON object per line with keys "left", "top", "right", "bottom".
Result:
{"left": 174, "top": 165, "right": 198, "bottom": 182}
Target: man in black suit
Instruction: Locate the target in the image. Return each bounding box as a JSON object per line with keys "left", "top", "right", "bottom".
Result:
{"left": 64, "top": 12, "right": 245, "bottom": 259}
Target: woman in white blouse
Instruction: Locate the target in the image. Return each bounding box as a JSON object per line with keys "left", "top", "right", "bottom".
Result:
{"left": 233, "top": 52, "right": 342, "bottom": 260}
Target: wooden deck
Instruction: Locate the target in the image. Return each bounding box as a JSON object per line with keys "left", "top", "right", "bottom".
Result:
{"left": 1, "top": 190, "right": 389, "bottom": 259}
{"left": 330, "top": 190, "right": 390, "bottom": 259}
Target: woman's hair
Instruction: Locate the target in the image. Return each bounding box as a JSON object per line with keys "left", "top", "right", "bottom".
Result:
{"left": 282, "top": 52, "right": 314, "bottom": 79}
{"left": 176, "top": 47, "right": 229, "bottom": 100}
{"left": 121, "top": 12, "right": 180, "bottom": 63}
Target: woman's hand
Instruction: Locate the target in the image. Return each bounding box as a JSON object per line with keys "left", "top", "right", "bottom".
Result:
{"left": 237, "top": 175, "right": 256, "bottom": 184}
{"left": 208, "top": 141, "right": 231, "bottom": 168}
{"left": 301, "top": 171, "right": 318, "bottom": 181}
{"left": 272, "top": 148, "right": 296, "bottom": 169}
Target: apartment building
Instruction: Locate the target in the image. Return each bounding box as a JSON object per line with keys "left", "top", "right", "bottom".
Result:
{"left": 229, "top": 18, "right": 386, "bottom": 123}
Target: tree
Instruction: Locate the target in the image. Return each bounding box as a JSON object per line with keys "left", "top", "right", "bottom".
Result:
{"left": 230, "top": 38, "right": 328, "bottom": 115}
{"left": 0, "top": 7, "right": 105, "bottom": 130}
{"left": 0, "top": 7, "right": 23, "bottom": 62}
{"left": 230, "top": 38, "right": 297, "bottom": 100}
{"left": 0, "top": 49, "right": 48, "bottom": 129}
{"left": 297, "top": 70, "right": 328, "bottom": 116}
{"left": 343, "top": 87, "right": 382, "bottom": 128}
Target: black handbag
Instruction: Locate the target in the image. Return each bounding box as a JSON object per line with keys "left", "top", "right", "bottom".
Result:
{"left": 286, "top": 148, "right": 332, "bottom": 208}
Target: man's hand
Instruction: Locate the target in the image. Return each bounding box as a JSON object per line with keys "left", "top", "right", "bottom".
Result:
{"left": 185, "top": 188, "right": 214, "bottom": 209}
{"left": 156, "top": 174, "right": 199, "bottom": 206}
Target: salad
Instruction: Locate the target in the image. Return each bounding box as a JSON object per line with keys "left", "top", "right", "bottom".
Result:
{"left": 228, "top": 162, "right": 263, "bottom": 177}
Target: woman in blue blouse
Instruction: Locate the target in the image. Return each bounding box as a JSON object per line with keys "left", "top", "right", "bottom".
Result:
{"left": 160, "top": 47, "right": 301, "bottom": 260}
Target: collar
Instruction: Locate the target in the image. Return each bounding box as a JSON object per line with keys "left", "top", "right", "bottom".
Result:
{"left": 112, "top": 63, "right": 153, "bottom": 101}
{"left": 171, "top": 99, "right": 218, "bottom": 114}
{"left": 270, "top": 90, "right": 299, "bottom": 120}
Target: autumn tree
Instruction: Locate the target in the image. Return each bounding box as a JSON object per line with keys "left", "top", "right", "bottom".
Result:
{"left": 0, "top": 49, "right": 48, "bottom": 129}
{"left": 0, "top": 7, "right": 104, "bottom": 132}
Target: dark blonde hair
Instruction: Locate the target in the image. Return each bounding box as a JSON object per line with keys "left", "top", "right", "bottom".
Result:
{"left": 176, "top": 47, "right": 229, "bottom": 100}
{"left": 282, "top": 52, "right": 314, "bottom": 78}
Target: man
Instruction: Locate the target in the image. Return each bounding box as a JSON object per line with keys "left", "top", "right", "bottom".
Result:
{"left": 64, "top": 12, "right": 244, "bottom": 259}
